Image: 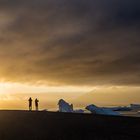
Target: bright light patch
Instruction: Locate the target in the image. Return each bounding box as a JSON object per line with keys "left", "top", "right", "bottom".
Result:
{"left": 0, "top": 82, "right": 93, "bottom": 94}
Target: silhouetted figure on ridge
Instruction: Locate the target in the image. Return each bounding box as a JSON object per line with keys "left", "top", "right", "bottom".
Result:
{"left": 35, "top": 98, "right": 39, "bottom": 111}
{"left": 28, "top": 97, "right": 32, "bottom": 111}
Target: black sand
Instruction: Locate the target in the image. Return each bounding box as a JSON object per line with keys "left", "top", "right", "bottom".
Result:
{"left": 0, "top": 110, "right": 140, "bottom": 140}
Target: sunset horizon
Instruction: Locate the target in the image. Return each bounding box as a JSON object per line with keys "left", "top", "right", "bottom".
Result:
{"left": 0, "top": 1, "right": 140, "bottom": 139}
{"left": 0, "top": 0, "right": 140, "bottom": 111}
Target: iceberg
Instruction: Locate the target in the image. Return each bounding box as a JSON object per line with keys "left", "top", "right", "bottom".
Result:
{"left": 58, "top": 99, "right": 74, "bottom": 113}
{"left": 58, "top": 99, "right": 84, "bottom": 113}
{"left": 130, "top": 104, "right": 140, "bottom": 110}
{"left": 86, "top": 104, "right": 120, "bottom": 116}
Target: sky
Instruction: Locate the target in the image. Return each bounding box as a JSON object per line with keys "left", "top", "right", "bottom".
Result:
{"left": 0, "top": 0, "right": 140, "bottom": 109}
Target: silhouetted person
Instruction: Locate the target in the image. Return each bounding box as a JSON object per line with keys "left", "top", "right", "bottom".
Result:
{"left": 28, "top": 97, "right": 32, "bottom": 111}
{"left": 70, "top": 104, "right": 73, "bottom": 110}
{"left": 35, "top": 98, "right": 39, "bottom": 111}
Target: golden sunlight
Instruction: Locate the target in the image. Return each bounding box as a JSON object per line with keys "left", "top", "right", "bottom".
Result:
{"left": 0, "top": 82, "right": 92, "bottom": 94}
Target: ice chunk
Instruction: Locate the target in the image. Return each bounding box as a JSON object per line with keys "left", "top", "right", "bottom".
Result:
{"left": 130, "top": 104, "right": 140, "bottom": 110}
{"left": 86, "top": 104, "right": 120, "bottom": 116}
{"left": 73, "top": 109, "right": 84, "bottom": 113}
{"left": 58, "top": 99, "right": 73, "bottom": 113}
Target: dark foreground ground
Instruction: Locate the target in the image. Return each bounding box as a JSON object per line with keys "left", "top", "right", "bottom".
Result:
{"left": 0, "top": 111, "right": 140, "bottom": 140}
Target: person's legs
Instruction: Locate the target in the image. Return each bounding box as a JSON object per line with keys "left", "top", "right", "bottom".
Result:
{"left": 36, "top": 105, "right": 38, "bottom": 111}
{"left": 29, "top": 105, "right": 32, "bottom": 111}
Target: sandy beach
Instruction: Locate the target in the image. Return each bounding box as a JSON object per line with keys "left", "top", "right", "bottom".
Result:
{"left": 0, "top": 110, "right": 139, "bottom": 140}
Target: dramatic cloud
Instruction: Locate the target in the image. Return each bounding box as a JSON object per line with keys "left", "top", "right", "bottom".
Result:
{"left": 0, "top": 0, "right": 140, "bottom": 86}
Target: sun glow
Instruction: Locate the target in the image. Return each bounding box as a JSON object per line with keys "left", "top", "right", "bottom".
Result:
{"left": 0, "top": 82, "right": 93, "bottom": 109}
{"left": 0, "top": 82, "right": 13, "bottom": 94}
{"left": 0, "top": 82, "right": 93, "bottom": 94}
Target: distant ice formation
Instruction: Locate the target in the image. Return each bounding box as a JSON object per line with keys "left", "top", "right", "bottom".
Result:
{"left": 86, "top": 104, "right": 120, "bottom": 116}
{"left": 58, "top": 99, "right": 84, "bottom": 113}
{"left": 58, "top": 99, "right": 73, "bottom": 113}
{"left": 57, "top": 99, "right": 139, "bottom": 116}
{"left": 73, "top": 109, "right": 84, "bottom": 113}
{"left": 105, "top": 106, "right": 132, "bottom": 111}
{"left": 130, "top": 104, "right": 140, "bottom": 110}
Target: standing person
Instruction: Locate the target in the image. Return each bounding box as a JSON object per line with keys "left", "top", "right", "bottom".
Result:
{"left": 35, "top": 98, "right": 39, "bottom": 111}
{"left": 28, "top": 97, "right": 32, "bottom": 111}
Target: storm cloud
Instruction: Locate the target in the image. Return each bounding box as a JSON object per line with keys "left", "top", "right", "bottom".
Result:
{"left": 0, "top": 0, "right": 140, "bottom": 86}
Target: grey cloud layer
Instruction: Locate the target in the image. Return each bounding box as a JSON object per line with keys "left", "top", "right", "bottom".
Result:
{"left": 0, "top": 0, "right": 140, "bottom": 85}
